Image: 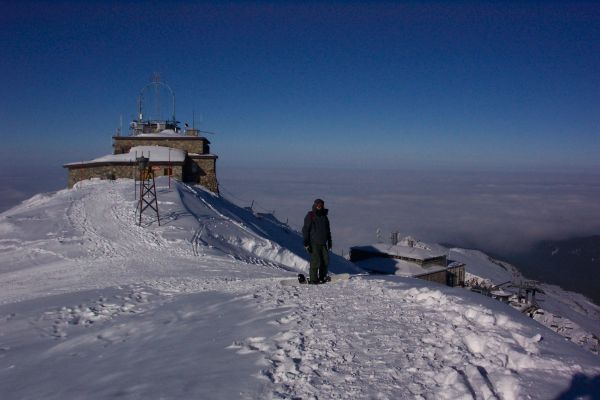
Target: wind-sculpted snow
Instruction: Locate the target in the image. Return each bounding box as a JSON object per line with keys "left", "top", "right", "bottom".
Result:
{"left": 176, "top": 182, "right": 361, "bottom": 275}
{"left": 0, "top": 178, "right": 598, "bottom": 399}
{"left": 448, "top": 248, "right": 517, "bottom": 284}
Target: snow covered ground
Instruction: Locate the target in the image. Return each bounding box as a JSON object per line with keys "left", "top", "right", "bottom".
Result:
{"left": 0, "top": 178, "right": 599, "bottom": 399}
{"left": 448, "top": 247, "right": 600, "bottom": 355}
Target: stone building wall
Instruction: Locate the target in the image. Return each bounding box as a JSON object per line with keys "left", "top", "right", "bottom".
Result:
{"left": 67, "top": 164, "right": 183, "bottom": 188}
{"left": 112, "top": 137, "right": 208, "bottom": 155}
{"left": 66, "top": 137, "right": 218, "bottom": 193}
{"left": 191, "top": 157, "right": 219, "bottom": 193}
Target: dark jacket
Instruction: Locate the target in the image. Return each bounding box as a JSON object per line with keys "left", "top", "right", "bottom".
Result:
{"left": 302, "top": 205, "right": 332, "bottom": 247}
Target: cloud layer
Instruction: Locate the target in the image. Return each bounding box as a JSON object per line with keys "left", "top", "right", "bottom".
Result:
{"left": 3, "top": 165, "right": 599, "bottom": 258}
{"left": 219, "top": 167, "right": 600, "bottom": 255}
{"left": 0, "top": 166, "right": 65, "bottom": 213}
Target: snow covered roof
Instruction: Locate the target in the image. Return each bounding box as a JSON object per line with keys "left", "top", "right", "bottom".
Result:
{"left": 135, "top": 129, "right": 184, "bottom": 137}
{"left": 188, "top": 153, "right": 218, "bottom": 159}
{"left": 353, "top": 257, "right": 446, "bottom": 277}
{"left": 64, "top": 145, "right": 186, "bottom": 167}
{"left": 352, "top": 243, "right": 447, "bottom": 260}
{"left": 491, "top": 290, "right": 513, "bottom": 297}
{"left": 113, "top": 133, "right": 210, "bottom": 142}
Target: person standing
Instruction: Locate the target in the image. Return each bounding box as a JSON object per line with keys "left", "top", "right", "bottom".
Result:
{"left": 302, "top": 198, "right": 332, "bottom": 284}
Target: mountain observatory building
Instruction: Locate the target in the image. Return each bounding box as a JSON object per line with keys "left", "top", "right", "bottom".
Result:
{"left": 63, "top": 78, "right": 219, "bottom": 193}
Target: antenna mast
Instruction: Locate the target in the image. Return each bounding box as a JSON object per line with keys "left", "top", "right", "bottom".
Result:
{"left": 137, "top": 73, "right": 176, "bottom": 123}
{"left": 152, "top": 72, "right": 161, "bottom": 121}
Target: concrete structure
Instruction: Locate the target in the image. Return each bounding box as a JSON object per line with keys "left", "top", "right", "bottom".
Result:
{"left": 350, "top": 242, "right": 465, "bottom": 287}
{"left": 64, "top": 131, "right": 218, "bottom": 192}
{"left": 63, "top": 81, "right": 219, "bottom": 193}
{"left": 350, "top": 243, "right": 448, "bottom": 268}
{"left": 490, "top": 290, "right": 513, "bottom": 303}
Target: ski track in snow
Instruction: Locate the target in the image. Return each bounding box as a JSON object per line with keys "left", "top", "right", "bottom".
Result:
{"left": 67, "top": 183, "right": 172, "bottom": 260}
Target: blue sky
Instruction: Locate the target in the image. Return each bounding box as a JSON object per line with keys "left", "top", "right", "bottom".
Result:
{"left": 1, "top": 1, "right": 598, "bottom": 173}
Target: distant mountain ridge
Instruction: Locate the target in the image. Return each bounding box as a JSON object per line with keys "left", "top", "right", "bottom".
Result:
{"left": 503, "top": 235, "right": 600, "bottom": 305}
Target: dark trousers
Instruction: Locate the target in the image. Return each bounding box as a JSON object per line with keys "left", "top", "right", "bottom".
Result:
{"left": 309, "top": 244, "right": 329, "bottom": 282}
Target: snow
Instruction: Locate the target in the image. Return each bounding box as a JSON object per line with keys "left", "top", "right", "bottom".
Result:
{"left": 136, "top": 129, "right": 183, "bottom": 137}
{"left": 353, "top": 257, "right": 445, "bottom": 277}
{"left": 64, "top": 145, "right": 186, "bottom": 166}
{"left": 0, "top": 177, "right": 599, "bottom": 399}
{"left": 352, "top": 242, "right": 447, "bottom": 260}
{"left": 450, "top": 247, "right": 516, "bottom": 284}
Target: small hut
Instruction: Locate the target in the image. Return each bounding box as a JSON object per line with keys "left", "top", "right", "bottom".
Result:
{"left": 350, "top": 239, "right": 465, "bottom": 287}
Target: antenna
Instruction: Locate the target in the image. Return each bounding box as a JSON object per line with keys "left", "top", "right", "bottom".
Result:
{"left": 152, "top": 73, "right": 161, "bottom": 120}
{"left": 115, "top": 114, "right": 123, "bottom": 136}
{"left": 137, "top": 96, "right": 143, "bottom": 121}
{"left": 173, "top": 87, "right": 176, "bottom": 123}
{"left": 138, "top": 73, "right": 176, "bottom": 123}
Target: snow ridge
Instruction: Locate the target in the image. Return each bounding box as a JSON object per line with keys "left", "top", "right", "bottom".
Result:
{"left": 0, "top": 178, "right": 599, "bottom": 399}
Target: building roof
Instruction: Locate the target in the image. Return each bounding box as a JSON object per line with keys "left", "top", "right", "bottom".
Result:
{"left": 188, "top": 153, "right": 218, "bottom": 159}
{"left": 490, "top": 290, "right": 513, "bottom": 297}
{"left": 351, "top": 243, "right": 447, "bottom": 261}
{"left": 64, "top": 145, "right": 186, "bottom": 167}
{"left": 353, "top": 257, "right": 447, "bottom": 277}
{"left": 113, "top": 131, "right": 210, "bottom": 142}
{"left": 137, "top": 129, "right": 181, "bottom": 137}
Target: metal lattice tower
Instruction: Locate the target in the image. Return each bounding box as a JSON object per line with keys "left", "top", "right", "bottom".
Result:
{"left": 136, "top": 156, "right": 161, "bottom": 226}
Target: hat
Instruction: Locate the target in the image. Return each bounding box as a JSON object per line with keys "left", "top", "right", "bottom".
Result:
{"left": 313, "top": 198, "right": 325, "bottom": 206}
